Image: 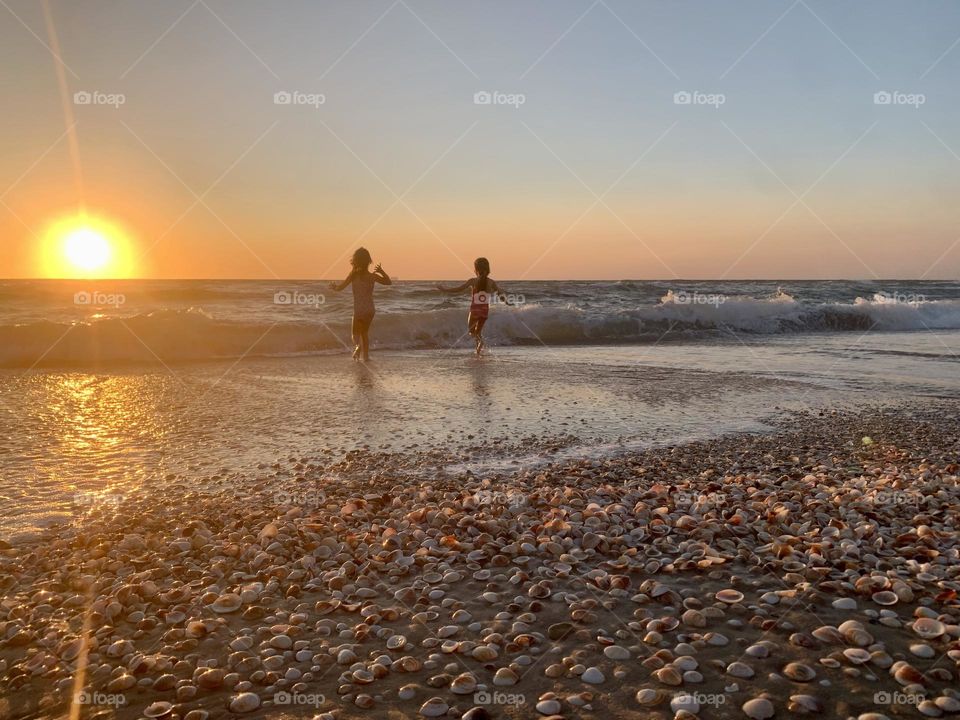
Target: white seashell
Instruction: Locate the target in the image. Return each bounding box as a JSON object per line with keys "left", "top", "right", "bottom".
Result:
{"left": 672, "top": 693, "right": 700, "bottom": 713}
{"left": 603, "top": 645, "right": 630, "bottom": 660}
{"left": 419, "top": 697, "right": 448, "bottom": 717}
{"left": 582, "top": 667, "right": 605, "bottom": 684}
{"left": 910, "top": 643, "right": 935, "bottom": 659}
{"left": 742, "top": 697, "right": 774, "bottom": 719}
{"left": 228, "top": 692, "right": 261, "bottom": 713}
{"left": 494, "top": 667, "right": 518, "bottom": 686}
{"left": 912, "top": 618, "right": 946, "bottom": 639}
{"left": 536, "top": 699, "right": 562, "bottom": 714}
{"left": 727, "top": 662, "right": 755, "bottom": 678}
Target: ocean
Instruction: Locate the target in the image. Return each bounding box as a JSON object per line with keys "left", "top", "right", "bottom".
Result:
{"left": 1, "top": 279, "right": 960, "bottom": 365}
{"left": 1, "top": 278, "right": 958, "bottom": 541}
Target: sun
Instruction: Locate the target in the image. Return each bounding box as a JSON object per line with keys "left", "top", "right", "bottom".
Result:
{"left": 64, "top": 228, "right": 112, "bottom": 272}
{"left": 41, "top": 214, "right": 135, "bottom": 278}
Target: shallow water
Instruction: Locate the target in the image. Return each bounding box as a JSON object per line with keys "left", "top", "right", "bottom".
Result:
{"left": 2, "top": 329, "right": 958, "bottom": 541}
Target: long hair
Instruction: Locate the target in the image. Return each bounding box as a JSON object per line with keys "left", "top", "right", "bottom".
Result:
{"left": 351, "top": 247, "right": 372, "bottom": 271}
{"left": 474, "top": 257, "right": 490, "bottom": 294}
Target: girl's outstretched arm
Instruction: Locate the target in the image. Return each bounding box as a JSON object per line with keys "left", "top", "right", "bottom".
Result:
{"left": 373, "top": 264, "right": 392, "bottom": 285}
{"left": 330, "top": 271, "right": 354, "bottom": 292}
{"left": 435, "top": 279, "right": 473, "bottom": 294}
{"left": 492, "top": 280, "right": 513, "bottom": 306}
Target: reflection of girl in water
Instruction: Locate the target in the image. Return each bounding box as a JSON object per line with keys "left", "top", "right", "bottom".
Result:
{"left": 330, "top": 247, "right": 392, "bottom": 361}
{"left": 436, "top": 257, "right": 511, "bottom": 356}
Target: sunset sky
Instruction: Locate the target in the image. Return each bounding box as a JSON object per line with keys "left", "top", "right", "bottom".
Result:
{"left": 2, "top": 0, "right": 959, "bottom": 280}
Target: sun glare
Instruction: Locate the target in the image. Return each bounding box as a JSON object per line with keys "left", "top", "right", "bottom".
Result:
{"left": 64, "top": 228, "right": 112, "bottom": 271}
{"left": 41, "top": 215, "right": 135, "bottom": 278}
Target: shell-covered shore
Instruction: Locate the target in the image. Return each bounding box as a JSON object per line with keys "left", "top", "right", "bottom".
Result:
{"left": 1, "top": 406, "right": 958, "bottom": 720}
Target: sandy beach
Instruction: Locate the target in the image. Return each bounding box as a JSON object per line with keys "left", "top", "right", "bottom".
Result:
{"left": 2, "top": 404, "right": 957, "bottom": 720}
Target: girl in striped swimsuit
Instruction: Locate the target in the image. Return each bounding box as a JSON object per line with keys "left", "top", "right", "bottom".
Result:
{"left": 330, "top": 247, "right": 392, "bottom": 361}
{"left": 436, "top": 257, "right": 511, "bottom": 356}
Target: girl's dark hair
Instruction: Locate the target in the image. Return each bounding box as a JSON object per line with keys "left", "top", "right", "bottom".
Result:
{"left": 351, "top": 247, "right": 372, "bottom": 270}
{"left": 474, "top": 257, "right": 490, "bottom": 293}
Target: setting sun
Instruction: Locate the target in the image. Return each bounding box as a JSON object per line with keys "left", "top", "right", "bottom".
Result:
{"left": 40, "top": 214, "right": 135, "bottom": 278}
{"left": 64, "top": 227, "right": 111, "bottom": 272}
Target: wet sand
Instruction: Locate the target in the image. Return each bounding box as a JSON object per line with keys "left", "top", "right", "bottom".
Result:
{"left": 1, "top": 405, "right": 958, "bottom": 720}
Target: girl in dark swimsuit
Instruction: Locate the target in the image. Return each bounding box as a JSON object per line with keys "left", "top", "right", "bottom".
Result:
{"left": 330, "top": 247, "right": 392, "bottom": 361}
{"left": 436, "top": 257, "right": 511, "bottom": 356}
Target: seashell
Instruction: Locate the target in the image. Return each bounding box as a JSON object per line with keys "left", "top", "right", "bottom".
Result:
{"left": 788, "top": 694, "right": 822, "bottom": 713}
{"left": 843, "top": 648, "right": 871, "bottom": 665}
{"left": 387, "top": 634, "right": 407, "bottom": 650}
{"left": 893, "top": 663, "right": 924, "bottom": 685}
{"left": 811, "top": 626, "right": 843, "bottom": 644}
{"left": 197, "top": 668, "right": 225, "bottom": 689}
{"left": 654, "top": 667, "right": 683, "bottom": 686}
{"left": 581, "top": 667, "right": 605, "bottom": 684}
{"left": 681, "top": 609, "right": 706, "bottom": 628}
{"left": 144, "top": 701, "right": 174, "bottom": 718}
{"left": 472, "top": 645, "right": 498, "bottom": 661}
{"left": 910, "top": 643, "right": 935, "bottom": 659}
{"left": 917, "top": 701, "right": 943, "bottom": 717}
{"left": 832, "top": 598, "right": 857, "bottom": 610}
{"left": 783, "top": 663, "right": 816, "bottom": 682}
{"left": 536, "top": 699, "right": 562, "bottom": 714}
{"left": 419, "top": 697, "right": 449, "bottom": 717}
{"left": 672, "top": 693, "right": 701, "bottom": 713}
{"left": 745, "top": 644, "right": 770, "bottom": 658}
{"left": 545, "top": 664, "right": 565, "bottom": 678}
{"left": 716, "top": 589, "right": 745, "bottom": 604}
{"left": 871, "top": 591, "right": 898, "bottom": 606}
{"left": 398, "top": 684, "right": 417, "bottom": 700}
{"left": 494, "top": 667, "right": 518, "bottom": 686}
{"left": 548, "top": 622, "right": 575, "bottom": 640}
{"left": 228, "top": 692, "right": 261, "bottom": 713}
{"left": 211, "top": 593, "right": 242, "bottom": 613}
{"left": 451, "top": 673, "right": 478, "bottom": 694}
{"left": 636, "top": 688, "right": 666, "bottom": 705}
{"left": 935, "top": 697, "right": 960, "bottom": 713}
{"left": 603, "top": 645, "right": 630, "bottom": 660}
{"left": 912, "top": 618, "right": 946, "bottom": 639}
{"left": 742, "top": 697, "right": 775, "bottom": 719}
{"left": 727, "top": 662, "right": 755, "bottom": 678}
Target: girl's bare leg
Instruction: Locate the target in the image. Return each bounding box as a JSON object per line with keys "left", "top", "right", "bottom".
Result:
{"left": 351, "top": 318, "right": 362, "bottom": 360}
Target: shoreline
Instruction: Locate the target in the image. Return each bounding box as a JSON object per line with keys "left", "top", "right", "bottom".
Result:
{"left": 1, "top": 404, "right": 958, "bottom": 719}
